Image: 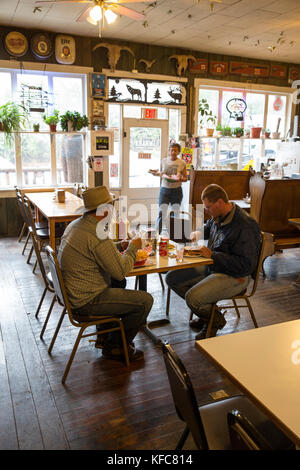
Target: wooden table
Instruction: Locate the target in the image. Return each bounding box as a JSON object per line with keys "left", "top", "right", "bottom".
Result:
{"left": 25, "top": 191, "right": 83, "bottom": 249}
{"left": 196, "top": 319, "right": 300, "bottom": 447}
{"left": 127, "top": 250, "right": 213, "bottom": 345}
{"left": 288, "top": 218, "right": 300, "bottom": 289}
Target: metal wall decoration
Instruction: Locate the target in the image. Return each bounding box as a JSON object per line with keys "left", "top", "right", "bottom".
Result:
{"left": 4, "top": 31, "right": 28, "bottom": 57}
{"left": 30, "top": 33, "right": 52, "bottom": 60}
{"left": 169, "top": 54, "right": 197, "bottom": 76}
{"left": 138, "top": 58, "right": 156, "bottom": 72}
{"left": 230, "top": 61, "right": 269, "bottom": 77}
{"left": 108, "top": 78, "right": 186, "bottom": 105}
{"left": 55, "top": 35, "right": 76, "bottom": 64}
{"left": 226, "top": 98, "right": 247, "bottom": 121}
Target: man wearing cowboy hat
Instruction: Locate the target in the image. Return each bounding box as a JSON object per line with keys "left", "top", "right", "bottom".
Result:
{"left": 58, "top": 186, "right": 153, "bottom": 362}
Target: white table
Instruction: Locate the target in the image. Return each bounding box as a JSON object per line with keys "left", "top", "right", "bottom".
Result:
{"left": 196, "top": 319, "right": 300, "bottom": 447}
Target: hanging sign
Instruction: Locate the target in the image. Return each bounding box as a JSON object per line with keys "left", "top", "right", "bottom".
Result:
{"left": 93, "top": 157, "right": 104, "bottom": 172}
{"left": 138, "top": 152, "right": 152, "bottom": 159}
{"left": 55, "top": 35, "right": 75, "bottom": 64}
{"left": 273, "top": 96, "right": 283, "bottom": 111}
{"left": 141, "top": 108, "right": 157, "bottom": 119}
{"left": 226, "top": 98, "right": 247, "bottom": 121}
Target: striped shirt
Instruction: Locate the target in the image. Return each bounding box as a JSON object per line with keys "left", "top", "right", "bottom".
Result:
{"left": 58, "top": 214, "right": 138, "bottom": 308}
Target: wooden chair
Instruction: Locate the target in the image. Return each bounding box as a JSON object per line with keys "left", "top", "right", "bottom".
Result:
{"left": 15, "top": 186, "right": 47, "bottom": 246}
{"left": 166, "top": 233, "right": 266, "bottom": 337}
{"left": 45, "top": 245, "right": 130, "bottom": 384}
{"left": 162, "top": 342, "right": 295, "bottom": 450}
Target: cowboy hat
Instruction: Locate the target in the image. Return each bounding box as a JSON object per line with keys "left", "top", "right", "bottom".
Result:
{"left": 77, "top": 186, "right": 113, "bottom": 213}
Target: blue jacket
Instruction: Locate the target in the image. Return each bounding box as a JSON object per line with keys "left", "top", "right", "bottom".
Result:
{"left": 204, "top": 204, "right": 261, "bottom": 278}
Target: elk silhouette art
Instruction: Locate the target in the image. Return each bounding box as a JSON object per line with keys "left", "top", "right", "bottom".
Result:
{"left": 126, "top": 84, "right": 142, "bottom": 100}
{"left": 167, "top": 87, "right": 182, "bottom": 103}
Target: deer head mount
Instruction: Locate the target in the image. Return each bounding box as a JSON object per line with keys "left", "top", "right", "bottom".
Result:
{"left": 93, "top": 43, "right": 135, "bottom": 72}
{"left": 169, "top": 54, "right": 197, "bottom": 76}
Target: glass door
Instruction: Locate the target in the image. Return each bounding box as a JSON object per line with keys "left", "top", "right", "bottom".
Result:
{"left": 123, "top": 118, "right": 168, "bottom": 224}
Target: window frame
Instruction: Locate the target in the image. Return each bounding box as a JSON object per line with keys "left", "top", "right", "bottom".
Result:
{"left": 0, "top": 61, "right": 92, "bottom": 192}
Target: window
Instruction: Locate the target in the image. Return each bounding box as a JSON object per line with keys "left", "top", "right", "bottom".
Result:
{"left": 0, "top": 67, "right": 87, "bottom": 188}
{"left": 196, "top": 81, "right": 293, "bottom": 170}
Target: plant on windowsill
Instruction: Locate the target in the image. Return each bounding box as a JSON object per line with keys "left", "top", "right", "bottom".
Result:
{"left": 262, "top": 128, "right": 270, "bottom": 138}
{"left": 233, "top": 127, "right": 244, "bottom": 138}
{"left": 222, "top": 125, "right": 232, "bottom": 136}
{"left": 43, "top": 109, "right": 60, "bottom": 132}
{"left": 198, "top": 98, "right": 217, "bottom": 137}
{"left": 216, "top": 122, "right": 223, "bottom": 137}
{"left": 60, "top": 111, "right": 89, "bottom": 132}
{"left": 0, "top": 101, "right": 28, "bottom": 147}
{"left": 33, "top": 123, "right": 40, "bottom": 132}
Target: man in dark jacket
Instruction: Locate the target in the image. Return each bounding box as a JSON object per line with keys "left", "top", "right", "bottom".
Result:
{"left": 165, "top": 184, "right": 261, "bottom": 339}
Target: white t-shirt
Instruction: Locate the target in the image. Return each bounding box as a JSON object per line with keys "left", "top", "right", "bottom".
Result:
{"left": 161, "top": 157, "right": 186, "bottom": 188}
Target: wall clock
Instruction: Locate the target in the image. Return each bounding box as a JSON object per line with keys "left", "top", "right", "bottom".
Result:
{"left": 55, "top": 35, "right": 76, "bottom": 65}
{"left": 4, "top": 31, "right": 28, "bottom": 57}
{"left": 31, "top": 33, "right": 52, "bottom": 60}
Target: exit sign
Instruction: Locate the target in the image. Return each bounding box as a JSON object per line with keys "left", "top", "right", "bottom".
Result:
{"left": 142, "top": 108, "right": 157, "bottom": 119}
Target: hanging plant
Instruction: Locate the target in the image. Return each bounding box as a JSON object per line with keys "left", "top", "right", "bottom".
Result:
{"left": 0, "top": 101, "right": 28, "bottom": 147}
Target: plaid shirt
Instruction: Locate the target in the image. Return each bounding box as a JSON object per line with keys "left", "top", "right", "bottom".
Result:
{"left": 58, "top": 214, "right": 138, "bottom": 308}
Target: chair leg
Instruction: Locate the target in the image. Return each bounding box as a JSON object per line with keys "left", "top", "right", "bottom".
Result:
{"left": 62, "top": 327, "right": 84, "bottom": 384}
{"left": 158, "top": 273, "right": 165, "bottom": 291}
{"left": 119, "top": 321, "right": 130, "bottom": 367}
{"left": 18, "top": 222, "right": 26, "bottom": 243}
{"left": 48, "top": 308, "right": 66, "bottom": 353}
{"left": 33, "top": 259, "right": 38, "bottom": 274}
{"left": 26, "top": 245, "right": 34, "bottom": 264}
{"left": 232, "top": 298, "right": 240, "bottom": 318}
{"left": 40, "top": 295, "right": 57, "bottom": 339}
{"left": 134, "top": 276, "right": 138, "bottom": 290}
{"left": 176, "top": 425, "right": 190, "bottom": 451}
{"left": 246, "top": 297, "right": 258, "bottom": 328}
{"left": 166, "top": 287, "right": 171, "bottom": 317}
{"left": 206, "top": 304, "right": 216, "bottom": 338}
{"left": 189, "top": 310, "right": 193, "bottom": 321}
{"left": 35, "top": 287, "right": 47, "bottom": 318}
{"left": 22, "top": 231, "right": 30, "bottom": 255}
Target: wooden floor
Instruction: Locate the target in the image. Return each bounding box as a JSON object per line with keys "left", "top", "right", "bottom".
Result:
{"left": 0, "top": 236, "right": 299, "bottom": 450}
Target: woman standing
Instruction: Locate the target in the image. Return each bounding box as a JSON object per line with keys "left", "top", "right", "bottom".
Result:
{"left": 149, "top": 142, "right": 187, "bottom": 233}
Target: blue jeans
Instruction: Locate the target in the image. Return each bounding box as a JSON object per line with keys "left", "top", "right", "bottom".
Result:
{"left": 72, "top": 287, "right": 153, "bottom": 348}
{"left": 156, "top": 186, "right": 183, "bottom": 233}
{"left": 165, "top": 266, "right": 249, "bottom": 327}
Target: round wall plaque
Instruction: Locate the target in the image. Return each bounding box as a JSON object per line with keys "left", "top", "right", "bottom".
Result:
{"left": 4, "top": 31, "right": 28, "bottom": 57}
{"left": 55, "top": 35, "right": 75, "bottom": 65}
{"left": 31, "top": 33, "right": 52, "bottom": 60}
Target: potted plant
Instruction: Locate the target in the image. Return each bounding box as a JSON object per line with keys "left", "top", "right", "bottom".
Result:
{"left": 198, "top": 99, "right": 217, "bottom": 137}
{"left": 43, "top": 109, "right": 60, "bottom": 132}
{"left": 262, "top": 128, "right": 270, "bottom": 138}
{"left": 60, "top": 111, "right": 89, "bottom": 132}
{"left": 233, "top": 127, "right": 244, "bottom": 138}
{"left": 216, "top": 122, "right": 223, "bottom": 137}
{"left": 222, "top": 125, "right": 232, "bottom": 136}
{"left": 0, "top": 101, "right": 28, "bottom": 147}
{"left": 33, "top": 123, "right": 40, "bottom": 132}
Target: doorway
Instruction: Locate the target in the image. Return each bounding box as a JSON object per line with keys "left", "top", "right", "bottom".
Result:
{"left": 122, "top": 118, "right": 169, "bottom": 225}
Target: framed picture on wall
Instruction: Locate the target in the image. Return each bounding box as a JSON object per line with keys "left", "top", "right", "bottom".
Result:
{"left": 91, "top": 73, "right": 106, "bottom": 98}
{"left": 93, "top": 99, "right": 104, "bottom": 117}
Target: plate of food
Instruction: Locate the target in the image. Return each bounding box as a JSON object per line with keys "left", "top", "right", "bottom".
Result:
{"left": 134, "top": 249, "right": 150, "bottom": 267}
{"left": 183, "top": 246, "right": 203, "bottom": 257}
{"left": 162, "top": 173, "right": 180, "bottom": 183}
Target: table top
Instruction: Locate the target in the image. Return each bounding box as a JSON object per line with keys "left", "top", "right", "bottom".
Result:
{"left": 288, "top": 218, "right": 300, "bottom": 228}
{"left": 127, "top": 249, "right": 213, "bottom": 276}
{"left": 195, "top": 319, "right": 300, "bottom": 446}
{"left": 25, "top": 191, "right": 83, "bottom": 220}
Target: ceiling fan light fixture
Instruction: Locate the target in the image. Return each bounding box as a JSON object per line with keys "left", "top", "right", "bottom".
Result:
{"left": 90, "top": 5, "right": 102, "bottom": 22}
{"left": 105, "top": 9, "right": 118, "bottom": 24}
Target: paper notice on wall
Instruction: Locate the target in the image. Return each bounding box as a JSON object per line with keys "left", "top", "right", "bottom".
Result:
{"left": 181, "top": 147, "right": 193, "bottom": 169}
{"left": 110, "top": 163, "right": 119, "bottom": 177}
{"left": 138, "top": 152, "right": 152, "bottom": 159}
{"left": 93, "top": 157, "right": 103, "bottom": 172}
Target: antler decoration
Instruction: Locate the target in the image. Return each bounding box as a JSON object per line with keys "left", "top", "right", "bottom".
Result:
{"left": 93, "top": 43, "right": 135, "bottom": 72}
{"left": 169, "top": 54, "right": 197, "bottom": 76}
{"left": 138, "top": 58, "right": 156, "bottom": 73}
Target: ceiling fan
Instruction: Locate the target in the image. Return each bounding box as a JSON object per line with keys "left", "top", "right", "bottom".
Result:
{"left": 35, "top": 0, "right": 151, "bottom": 36}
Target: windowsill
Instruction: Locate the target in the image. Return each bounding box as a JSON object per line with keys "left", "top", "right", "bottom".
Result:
{"left": 0, "top": 186, "right": 76, "bottom": 198}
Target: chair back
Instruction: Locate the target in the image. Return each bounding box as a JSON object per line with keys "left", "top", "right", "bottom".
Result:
{"left": 162, "top": 342, "right": 209, "bottom": 450}
{"left": 45, "top": 245, "right": 76, "bottom": 325}
{"left": 248, "top": 231, "right": 266, "bottom": 297}
{"left": 23, "top": 197, "right": 37, "bottom": 234}
{"left": 15, "top": 190, "right": 28, "bottom": 226}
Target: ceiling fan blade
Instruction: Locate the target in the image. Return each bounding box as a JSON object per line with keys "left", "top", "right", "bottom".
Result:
{"left": 76, "top": 6, "right": 93, "bottom": 22}
{"left": 109, "top": 4, "right": 146, "bottom": 20}
{"left": 35, "top": 1, "right": 93, "bottom": 5}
